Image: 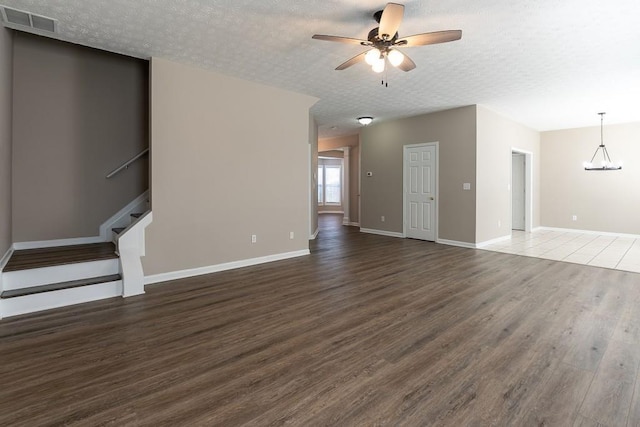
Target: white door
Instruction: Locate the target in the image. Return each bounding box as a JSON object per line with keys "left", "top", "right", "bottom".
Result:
{"left": 512, "top": 153, "right": 525, "bottom": 230}
{"left": 404, "top": 144, "right": 437, "bottom": 241}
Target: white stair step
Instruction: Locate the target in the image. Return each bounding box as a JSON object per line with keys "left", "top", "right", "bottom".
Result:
{"left": 0, "top": 279, "right": 122, "bottom": 318}
{"left": 2, "top": 259, "right": 119, "bottom": 291}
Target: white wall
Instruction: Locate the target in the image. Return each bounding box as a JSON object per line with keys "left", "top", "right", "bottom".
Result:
{"left": 143, "top": 58, "right": 317, "bottom": 276}
{"left": 476, "top": 106, "right": 540, "bottom": 243}
{"left": 541, "top": 122, "right": 640, "bottom": 234}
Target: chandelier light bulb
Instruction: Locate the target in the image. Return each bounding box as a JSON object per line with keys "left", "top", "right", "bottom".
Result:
{"left": 365, "top": 49, "right": 381, "bottom": 66}
{"left": 372, "top": 57, "right": 385, "bottom": 73}
{"left": 387, "top": 49, "right": 405, "bottom": 67}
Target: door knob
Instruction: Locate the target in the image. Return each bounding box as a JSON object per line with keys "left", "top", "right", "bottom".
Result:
{"left": 430, "top": 197, "right": 434, "bottom": 200}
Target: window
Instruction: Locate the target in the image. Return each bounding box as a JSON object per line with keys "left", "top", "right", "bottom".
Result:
{"left": 318, "top": 159, "right": 342, "bottom": 206}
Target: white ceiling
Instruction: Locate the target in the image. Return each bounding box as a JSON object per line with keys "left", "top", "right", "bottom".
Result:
{"left": 2, "top": 0, "right": 640, "bottom": 137}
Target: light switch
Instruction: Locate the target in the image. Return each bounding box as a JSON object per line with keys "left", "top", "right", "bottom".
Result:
{"left": 463, "top": 183, "right": 471, "bottom": 190}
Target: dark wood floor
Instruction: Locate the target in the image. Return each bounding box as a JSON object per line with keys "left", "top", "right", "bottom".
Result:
{"left": 2, "top": 214, "right": 640, "bottom": 426}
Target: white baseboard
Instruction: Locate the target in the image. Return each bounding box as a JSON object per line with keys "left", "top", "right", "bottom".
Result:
{"left": 537, "top": 226, "right": 640, "bottom": 239}
{"left": 319, "top": 211, "right": 344, "bottom": 214}
{"left": 144, "top": 249, "right": 311, "bottom": 285}
{"left": 360, "top": 228, "right": 404, "bottom": 238}
{"left": 309, "top": 228, "right": 319, "bottom": 240}
{"left": 344, "top": 222, "right": 360, "bottom": 227}
{"left": 13, "top": 236, "right": 106, "bottom": 250}
{"left": 476, "top": 234, "right": 512, "bottom": 248}
{"left": 436, "top": 238, "right": 477, "bottom": 249}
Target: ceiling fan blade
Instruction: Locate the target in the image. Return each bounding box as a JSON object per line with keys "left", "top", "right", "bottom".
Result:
{"left": 396, "top": 52, "right": 416, "bottom": 72}
{"left": 378, "top": 3, "right": 404, "bottom": 41}
{"left": 312, "top": 34, "right": 371, "bottom": 46}
{"left": 335, "top": 51, "right": 368, "bottom": 70}
{"left": 396, "top": 30, "right": 462, "bottom": 47}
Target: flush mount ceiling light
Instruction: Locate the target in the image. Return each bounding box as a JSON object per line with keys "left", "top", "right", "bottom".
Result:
{"left": 584, "top": 112, "right": 622, "bottom": 171}
{"left": 357, "top": 116, "right": 373, "bottom": 126}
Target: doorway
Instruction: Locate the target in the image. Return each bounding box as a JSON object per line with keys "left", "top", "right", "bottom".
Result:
{"left": 403, "top": 143, "right": 438, "bottom": 241}
{"left": 512, "top": 153, "right": 525, "bottom": 230}
{"left": 511, "top": 148, "right": 533, "bottom": 232}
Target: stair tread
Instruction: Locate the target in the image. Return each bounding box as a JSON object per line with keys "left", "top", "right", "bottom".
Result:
{"left": 130, "top": 213, "right": 143, "bottom": 218}
{"left": 3, "top": 242, "right": 118, "bottom": 272}
{"left": 112, "top": 227, "right": 126, "bottom": 234}
{"left": 0, "top": 274, "right": 122, "bottom": 299}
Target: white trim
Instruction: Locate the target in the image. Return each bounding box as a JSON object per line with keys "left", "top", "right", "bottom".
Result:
{"left": 99, "top": 190, "right": 149, "bottom": 240}
{"left": 511, "top": 148, "right": 533, "bottom": 232}
{"left": 436, "top": 238, "right": 477, "bottom": 249}
{"left": 342, "top": 146, "right": 350, "bottom": 228}
{"left": 118, "top": 211, "right": 153, "bottom": 297}
{"left": 1, "top": 246, "right": 14, "bottom": 271}
{"left": 537, "top": 226, "right": 640, "bottom": 239}
{"left": 144, "top": 249, "right": 310, "bottom": 285}
{"left": 403, "top": 142, "right": 439, "bottom": 242}
{"left": 13, "top": 191, "right": 149, "bottom": 250}
{"left": 476, "top": 234, "right": 512, "bottom": 248}
{"left": 360, "top": 228, "right": 404, "bottom": 238}
{"left": 309, "top": 228, "right": 319, "bottom": 240}
{"left": 13, "top": 236, "right": 105, "bottom": 250}
{"left": 318, "top": 211, "right": 344, "bottom": 214}
{"left": 344, "top": 222, "right": 360, "bottom": 227}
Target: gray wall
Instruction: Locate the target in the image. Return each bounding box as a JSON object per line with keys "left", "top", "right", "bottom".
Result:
{"left": 360, "top": 106, "right": 477, "bottom": 243}
{"left": 0, "top": 28, "right": 12, "bottom": 257}
{"left": 143, "top": 58, "right": 317, "bottom": 276}
{"left": 541, "top": 122, "right": 640, "bottom": 234}
{"left": 476, "top": 106, "right": 540, "bottom": 242}
{"left": 11, "top": 33, "right": 148, "bottom": 242}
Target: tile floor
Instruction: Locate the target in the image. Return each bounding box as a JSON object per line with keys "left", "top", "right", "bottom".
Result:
{"left": 480, "top": 229, "right": 640, "bottom": 273}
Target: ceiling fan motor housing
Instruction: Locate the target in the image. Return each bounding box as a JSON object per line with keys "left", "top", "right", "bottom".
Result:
{"left": 367, "top": 27, "right": 398, "bottom": 45}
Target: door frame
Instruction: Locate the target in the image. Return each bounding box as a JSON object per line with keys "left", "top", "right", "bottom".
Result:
{"left": 403, "top": 142, "right": 439, "bottom": 240}
{"left": 511, "top": 147, "right": 533, "bottom": 232}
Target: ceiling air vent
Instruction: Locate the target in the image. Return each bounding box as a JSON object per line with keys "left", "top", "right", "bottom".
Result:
{"left": 0, "top": 5, "right": 57, "bottom": 34}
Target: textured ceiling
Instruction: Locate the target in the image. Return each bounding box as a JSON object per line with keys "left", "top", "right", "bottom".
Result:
{"left": 2, "top": 0, "right": 640, "bottom": 137}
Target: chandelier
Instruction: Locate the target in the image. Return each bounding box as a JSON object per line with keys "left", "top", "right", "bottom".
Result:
{"left": 584, "top": 113, "right": 622, "bottom": 171}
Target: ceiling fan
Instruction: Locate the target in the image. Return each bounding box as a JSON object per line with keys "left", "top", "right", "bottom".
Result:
{"left": 312, "top": 2, "right": 461, "bottom": 73}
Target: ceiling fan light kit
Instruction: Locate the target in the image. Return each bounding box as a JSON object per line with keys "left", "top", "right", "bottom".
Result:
{"left": 312, "top": 2, "right": 462, "bottom": 75}
{"left": 583, "top": 112, "right": 622, "bottom": 171}
{"left": 357, "top": 117, "right": 374, "bottom": 125}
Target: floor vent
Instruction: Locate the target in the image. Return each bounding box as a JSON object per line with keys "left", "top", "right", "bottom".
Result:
{"left": 0, "top": 5, "right": 57, "bottom": 34}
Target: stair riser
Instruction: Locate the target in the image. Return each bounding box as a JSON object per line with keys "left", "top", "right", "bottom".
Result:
{"left": 2, "top": 259, "right": 119, "bottom": 291}
{"left": 1, "top": 280, "right": 122, "bottom": 318}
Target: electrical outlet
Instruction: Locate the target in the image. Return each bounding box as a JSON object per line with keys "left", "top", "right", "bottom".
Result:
{"left": 381, "top": 216, "right": 385, "bottom": 222}
{"left": 572, "top": 215, "right": 577, "bottom": 221}
{"left": 251, "top": 234, "right": 257, "bottom": 243}
{"left": 289, "top": 231, "right": 294, "bottom": 239}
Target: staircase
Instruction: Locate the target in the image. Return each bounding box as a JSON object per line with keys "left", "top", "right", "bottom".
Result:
{"left": 0, "top": 211, "right": 150, "bottom": 319}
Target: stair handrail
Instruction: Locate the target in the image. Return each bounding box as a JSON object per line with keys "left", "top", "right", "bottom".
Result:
{"left": 106, "top": 148, "right": 149, "bottom": 179}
